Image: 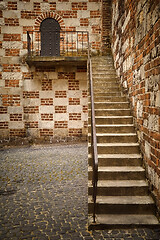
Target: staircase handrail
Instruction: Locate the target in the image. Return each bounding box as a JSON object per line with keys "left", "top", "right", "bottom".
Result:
{"left": 88, "top": 50, "right": 98, "bottom": 223}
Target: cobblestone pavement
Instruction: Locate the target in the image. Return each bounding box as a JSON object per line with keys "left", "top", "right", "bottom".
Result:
{"left": 0, "top": 143, "right": 160, "bottom": 240}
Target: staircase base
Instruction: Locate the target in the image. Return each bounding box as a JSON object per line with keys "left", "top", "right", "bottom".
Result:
{"left": 88, "top": 214, "right": 160, "bottom": 230}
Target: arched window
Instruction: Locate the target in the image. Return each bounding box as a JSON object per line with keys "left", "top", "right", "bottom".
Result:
{"left": 40, "top": 18, "right": 60, "bottom": 56}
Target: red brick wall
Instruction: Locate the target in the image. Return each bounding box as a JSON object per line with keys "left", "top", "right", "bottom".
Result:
{"left": 112, "top": 0, "right": 160, "bottom": 211}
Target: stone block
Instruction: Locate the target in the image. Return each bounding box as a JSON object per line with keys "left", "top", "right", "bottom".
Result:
{"left": 39, "top": 91, "right": 54, "bottom": 99}
{"left": 19, "top": 19, "right": 35, "bottom": 27}
{"left": 2, "top": 57, "right": 20, "bottom": 65}
{"left": 54, "top": 113, "right": 68, "bottom": 121}
{"left": 2, "top": 72, "right": 22, "bottom": 80}
{"left": 17, "top": 1, "right": 34, "bottom": 11}
{"left": 54, "top": 98, "right": 68, "bottom": 106}
{"left": 87, "top": 3, "right": 100, "bottom": 11}
{"left": 41, "top": 2, "right": 50, "bottom": 12}
{"left": 8, "top": 107, "right": 23, "bottom": 114}
{"left": 23, "top": 79, "right": 41, "bottom": 91}
{"left": 122, "top": 11, "right": 130, "bottom": 33}
{"left": 3, "top": 10, "right": 20, "bottom": 19}
{"left": 39, "top": 121, "right": 53, "bottom": 129}
{"left": 0, "top": 114, "right": 9, "bottom": 121}
{"left": 25, "top": 113, "right": 39, "bottom": 121}
{"left": 39, "top": 106, "right": 54, "bottom": 114}
{"left": 56, "top": 2, "right": 71, "bottom": 11}
{"left": 155, "top": 91, "right": 160, "bottom": 107}
{"left": 2, "top": 41, "right": 23, "bottom": 50}
{"left": 68, "top": 105, "right": 82, "bottom": 113}
{"left": 23, "top": 99, "right": 40, "bottom": 107}
{"left": 54, "top": 128, "right": 68, "bottom": 137}
{"left": 68, "top": 121, "right": 83, "bottom": 128}
{"left": 64, "top": 18, "right": 80, "bottom": 27}
{"left": 148, "top": 114, "right": 159, "bottom": 132}
{"left": 145, "top": 141, "right": 151, "bottom": 159}
{"left": 1, "top": 26, "right": 22, "bottom": 34}
{"left": 9, "top": 122, "right": 24, "bottom": 129}
{"left": 137, "top": 100, "right": 143, "bottom": 119}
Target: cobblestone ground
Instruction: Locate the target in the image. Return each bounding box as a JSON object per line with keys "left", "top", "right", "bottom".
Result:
{"left": 0, "top": 143, "right": 160, "bottom": 240}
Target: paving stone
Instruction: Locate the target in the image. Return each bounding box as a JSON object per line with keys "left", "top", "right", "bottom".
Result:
{"left": 0, "top": 143, "right": 160, "bottom": 240}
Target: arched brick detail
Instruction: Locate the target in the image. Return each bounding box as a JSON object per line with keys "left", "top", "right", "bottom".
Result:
{"left": 34, "top": 12, "right": 65, "bottom": 31}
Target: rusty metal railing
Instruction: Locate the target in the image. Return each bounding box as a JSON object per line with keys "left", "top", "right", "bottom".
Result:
{"left": 88, "top": 48, "right": 98, "bottom": 223}
{"left": 27, "top": 31, "right": 89, "bottom": 57}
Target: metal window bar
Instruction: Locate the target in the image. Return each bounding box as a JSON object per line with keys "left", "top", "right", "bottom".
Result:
{"left": 27, "top": 31, "right": 89, "bottom": 57}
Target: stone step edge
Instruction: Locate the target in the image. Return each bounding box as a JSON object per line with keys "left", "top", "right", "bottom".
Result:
{"left": 88, "top": 195, "right": 154, "bottom": 204}
{"left": 88, "top": 214, "right": 160, "bottom": 229}
{"left": 88, "top": 153, "right": 142, "bottom": 159}
{"left": 88, "top": 166, "right": 145, "bottom": 173}
{"left": 88, "top": 180, "right": 148, "bottom": 187}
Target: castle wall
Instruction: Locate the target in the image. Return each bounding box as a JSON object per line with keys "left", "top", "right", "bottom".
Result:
{"left": 111, "top": 0, "right": 160, "bottom": 211}
{"left": 0, "top": 0, "right": 102, "bottom": 145}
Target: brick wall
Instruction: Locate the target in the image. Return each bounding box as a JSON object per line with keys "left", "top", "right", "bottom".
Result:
{"left": 111, "top": 0, "right": 160, "bottom": 212}
{"left": 0, "top": 0, "right": 94, "bottom": 144}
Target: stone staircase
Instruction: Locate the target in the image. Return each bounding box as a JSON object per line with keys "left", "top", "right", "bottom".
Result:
{"left": 88, "top": 56, "right": 159, "bottom": 229}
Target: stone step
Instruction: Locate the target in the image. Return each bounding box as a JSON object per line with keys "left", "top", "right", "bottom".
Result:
{"left": 93, "top": 77, "right": 118, "bottom": 82}
{"left": 93, "top": 109, "right": 131, "bottom": 116}
{"left": 93, "top": 87, "right": 120, "bottom": 93}
{"left": 88, "top": 133, "right": 137, "bottom": 143}
{"left": 93, "top": 82, "right": 119, "bottom": 88}
{"left": 88, "top": 214, "right": 159, "bottom": 229}
{"left": 90, "top": 102, "right": 130, "bottom": 109}
{"left": 94, "top": 92, "right": 122, "bottom": 97}
{"left": 93, "top": 96, "right": 127, "bottom": 102}
{"left": 88, "top": 166, "right": 145, "bottom": 180}
{"left": 88, "top": 196, "right": 155, "bottom": 214}
{"left": 88, "top": 143, "right": 140, "bottom": 154}
{"left": 88, "top": 154, "right": 142, "bottom": 166}
{"left": 88, "top": 180, "right": 149, "bottom": 196}
{"left": 88, "top": 124, "right": 135, "bottom": 133}
{"left": 92, "top": 70, "right": 117, "bottom": 76}
{"left": 88, "top": 116, "right": 133, "bottom": 124}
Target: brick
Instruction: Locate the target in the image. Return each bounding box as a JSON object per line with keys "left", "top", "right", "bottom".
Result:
{"left": 0, "top": 122, "right": 8, "bottom": 129}
{"left": 0, "top": 107, "right": 7, "bottom": 114}
{"left": 24, "top": 106, "right": 39, "bottom": 114}
{"left": 72, "top": 2, "right": 87, "bottom": 10}
{"left": 5, "top": 80, "right": 19, "bottom": 87}
{"left": 83, "top": 105, "right": 88, "bottom": 113}
{"left": 8, "top": 1, "right": 17, "bottom": 10}
{"left": 58, "top": 72, "right": 75, "bottom": 80}
{"left": 80, "top": 18, "right": 89, "bottom": 26}
{"left": 2, "top": 95, "right": 20, "bottom": 106}
{"left": 3, "top": 64, "right": 21, "bottom": 72}
{"left": 5, "top": 18, "right": 19, "bottom": 26}
{"left": 54, "top": 121, "right": 68, "bottom": 128}
{"left": 55, "top": 91, "right": 67, "bottom": 98}
{"left": 69, "top": 113, "right": 81, "bottom": 120}
{"left": 69, "top": 98, "right": 80, "bottom": 105}
{"left": 41, "top": 114, "right": 53, "bottom": 121}
{"left": 68, "top": 80, "right": 79, "bottom": 90}
{"left": 69, "top": 128, "right": 82, "bottom": 136}
{"left": 82, "top": 90, "right": 88, "bottom": 98}
{"left": 23, "top": 91, "right": 39, "bottom": 99}
{"left": 3, "top": 34, "right": 21, "bottom": 41}
{"left": 55, "top": 106, "right": 67, "bottom": 113}
{"left": 40, "top": 129, "right": 53, "bottom": 136}
{"left": 25, "top": 122, "right": 38, "bottom": 129}
{"left": 10, "top": 129, "right": 26, "bottom": 137}
{"left": 42, "top": 79, "right": 52, "bottom": 91}
{"left": 10, "top": 114, "right": 22, "bottom": 121}
{"left": 41, "top": 98, "right": 53, "bottom": 105}
{"left": 5, "top": 49, "right": 20, "bottom": 56}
